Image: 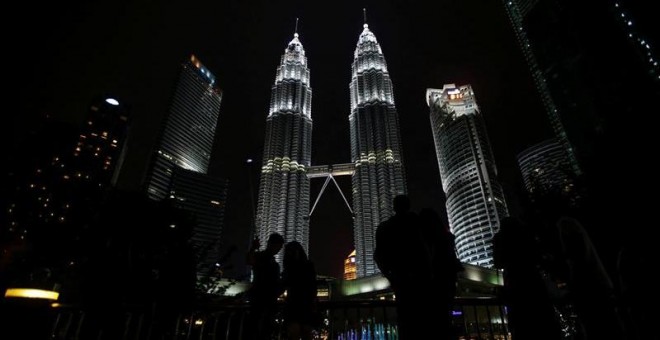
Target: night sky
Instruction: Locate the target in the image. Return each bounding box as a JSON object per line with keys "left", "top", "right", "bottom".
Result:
{"left": 12, "top": 0, "right": 554, "bottom": 278}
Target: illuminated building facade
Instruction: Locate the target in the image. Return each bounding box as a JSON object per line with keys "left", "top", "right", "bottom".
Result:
{"left": 350, "top": 23, "right": 406, "bottom": 277}
{"left": 169, "top": 167, "right": 229, "bottom": 278}
{"left": 344, "top": 250, "right": 357, "bottom": 280}
{"left": 146, "top": 55, "right": 222, "bottom": 201}
{"left": 426, "top": 84, "right": 507, "bottom": 267}
{"left": 255, "top": 32, "right": 312, "bottom": 261}
{"left": 517, "top": 139, "right": 573, "bottom": 197}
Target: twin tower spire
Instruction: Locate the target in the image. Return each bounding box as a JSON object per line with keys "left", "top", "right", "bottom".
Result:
{"left": 255, "top": 13, "right": 406, "bottom": 278}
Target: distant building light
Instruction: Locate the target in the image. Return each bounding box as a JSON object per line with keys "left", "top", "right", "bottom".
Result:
{"left": 112, "top": 139, "right": 118, "bottom": 144}
{"left": 5, "top": 288, "right": 59, "bottom": 301}
{"left": 105, "top": 98, "right": 119, "bottom": 106}
{"left": 246, "top": 158, "right": 253, "bottom": 163}
{"left": 452, "top": 310, "right": 463, "bottom": 316}
{"left": 628, "top": 21, "right": 632, "bottom": 26}
{"left": 170, "top": 224, "right": 176, "bottom": 229}
{"left": 210, "top": 200, "right": 221, "bottom": 205}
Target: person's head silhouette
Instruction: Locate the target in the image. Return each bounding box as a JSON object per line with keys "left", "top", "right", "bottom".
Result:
{"left": 283, "top": 241, "right": 308, "bottom": 269}
{"left": 393, "top": 195, "right": 410, "bottom": 215}
{"left": 266, "top": 233, "right": 285, "bottom": 255}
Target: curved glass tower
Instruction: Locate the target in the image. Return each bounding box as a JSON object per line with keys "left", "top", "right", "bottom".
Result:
{"left": 426, "top": 84, "right": 507, "bottom": 267}
{"left": 350, "top": 23, "right": 407, "bottom": 277}
{"left": 256, "top": 32, "right": 312, "bottom": 261}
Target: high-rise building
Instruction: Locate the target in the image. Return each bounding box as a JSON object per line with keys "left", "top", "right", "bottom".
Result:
{"left": 349, "top": 23, "right": 407, "bottom": 277}
{"left": 502, "top": 0, "right": 579, "bottom": 176}
{"left": 73, "top": 97, "right": 130, "bottom": 188}
{"left": 169, "top": 167, "right": 229, "bottom": 278}
{"left": 143, "top": 55, "right": 229, "bottom": 284}
{"left": 146, "top": 55, "right": 222, "bottom": 201}
{"left": 255, "top": 31, "right": 312, "bottom": 261}
{"left": 343, "top": 250, "right": 357, "bottom": 281}
{"left": 517, "top": 139, "right": 573, "bottom": 197}
{"left": 502, "top": 1, "right": 659, "bottom": 176}
{"left": 426, "top": 84, "right": 507, "bottom": 267}
{"left": 5, "top": 96, "right": 129, "bottom": 251}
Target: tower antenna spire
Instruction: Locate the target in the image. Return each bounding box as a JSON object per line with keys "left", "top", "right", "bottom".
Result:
{"left": 294, "top": 17, "right": 299, "bottom": 36}
{"left": 363, "top": 8, "right": 367, "bottom": 25}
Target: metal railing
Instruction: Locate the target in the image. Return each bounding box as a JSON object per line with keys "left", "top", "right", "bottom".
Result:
{"left": 49, "top": 298, "right": 509, "bottom": 339}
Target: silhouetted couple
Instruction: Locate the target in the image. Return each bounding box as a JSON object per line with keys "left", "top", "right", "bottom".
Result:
{"left": 375, "top": 195, "right": 462, "bottom": 340}
{"left": 246, "top": 233, "right": 317, "bottom": 340}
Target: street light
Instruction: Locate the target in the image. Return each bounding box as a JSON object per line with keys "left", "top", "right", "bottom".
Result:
{"left": 246, "top": 158, "right": 257, "bottom": 241}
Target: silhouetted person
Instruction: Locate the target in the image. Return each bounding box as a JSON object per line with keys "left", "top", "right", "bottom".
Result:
{"left": 419, "top": 208, "right": 462, "bottom": 338}
{"left": 282, "top": 241, "right": 317, "bottom": 340}
{"left": 374, "top": 195, "right": 430, "bottom": 339}
{"left": 557, "top": 216, "right": 624, "bottom": 340}
{"left": 617, "top": 235, "right": 654, "bottom": 340}
{"left": 152, "top": 228, "right": 197, "bottom": 338}
{"left": 246, "top": 233, "right": 285, "bottom": 339}
{"left": 493, "top": 217, "right": 561, "bottom": 340}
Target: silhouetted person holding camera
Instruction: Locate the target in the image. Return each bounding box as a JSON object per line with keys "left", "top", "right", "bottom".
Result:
{"left": 375, "top": 195, "right": 430, "bottom": 339}
{"left": 246, "top": 233, "right": 285, "bottom": 339}
{"left": 282, "top": 241, "right": 317, "bottom": 340}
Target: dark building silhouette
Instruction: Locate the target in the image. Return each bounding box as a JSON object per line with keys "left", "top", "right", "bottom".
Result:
{"left": 169, "top": 167, "right": 229, "bottom": 280}
{"left": 503, "top": 2, "right": 659, "bottom": 294}
{"left": 5, "top": 96, "right": 129, "bottom": 244}
{"left": 2, "top": 97, "right": 130, "bottom": 300}
{"left": 517, "top": 139, "right": 574, "bottom": 198}
{"left": 503, "top": 0, "right": 659, "bottom": 175}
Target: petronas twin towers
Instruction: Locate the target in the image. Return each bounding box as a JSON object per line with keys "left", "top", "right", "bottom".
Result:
{"left": 255, "top": 21, "right": 406, "bottom": 277}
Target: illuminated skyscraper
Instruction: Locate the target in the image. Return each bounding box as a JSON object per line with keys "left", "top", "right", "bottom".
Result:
{"left": 255, "top": 31, "right": 312, "bottom": 261}
{"left": 426, "top": 84, "right": 507, "bottom": 267}
{"left": 350, "top": 23, "right": 406, "bottom": 277}
{"left": 146, "top": 55, "right": 222, "bottom": 200}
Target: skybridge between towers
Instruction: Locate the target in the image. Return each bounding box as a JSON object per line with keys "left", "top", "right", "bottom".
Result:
{"left": 307, "top": 163, "right": 355, "bottom": 217}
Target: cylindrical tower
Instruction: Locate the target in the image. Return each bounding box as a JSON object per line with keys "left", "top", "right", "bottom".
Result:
{"left": 350, "top": 23, "right": 407, "bottom": 277}
{"left": 256, "top": 32, "right": 313, "bottom": 262}
{"left": 426, "top": 84, "right": 508, "bottom": 267}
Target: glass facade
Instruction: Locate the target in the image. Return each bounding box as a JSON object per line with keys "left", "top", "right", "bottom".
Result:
{"left": 350, "top": 24, "right": 407, "bottom": 277}
{"left": 255, "top": 33, "right": 313, "bottom": 262}
{"left": 503, "top": 0, "right": 581, "bottom": 175}
{"left": 517, "top": 139, "right": 573, "bottom": 197}
{"left": 146, "top": 55, "right": 222, "bottom": 200}
{"left": 426, "top": 85, "right": 507, "bottom": 267}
